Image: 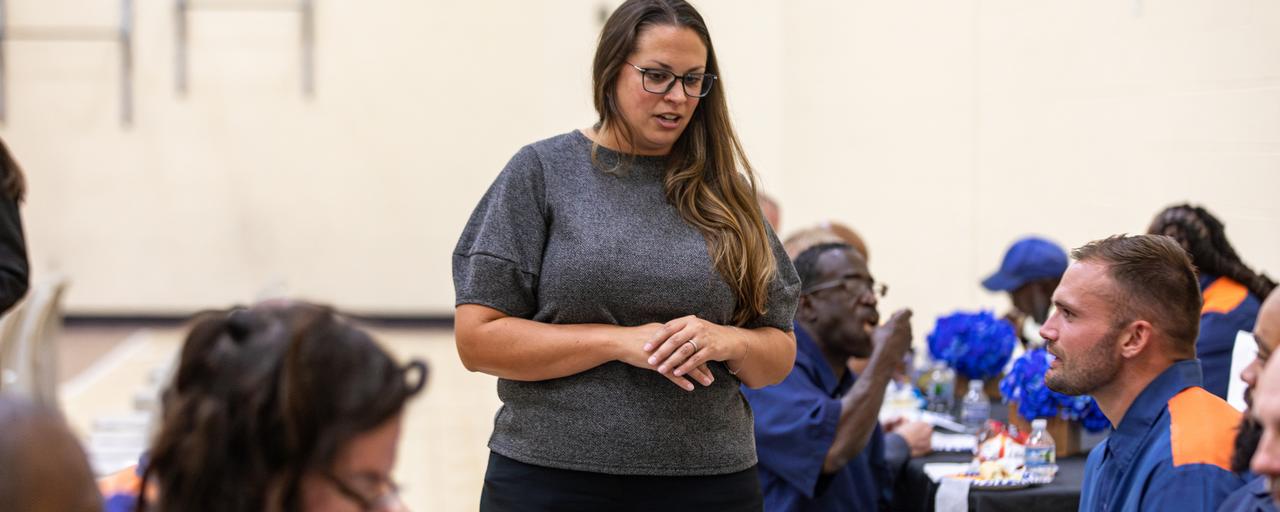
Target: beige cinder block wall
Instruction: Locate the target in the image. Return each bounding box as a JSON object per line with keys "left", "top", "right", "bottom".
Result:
{"left": 3, "top": 1, "right": 1277, "bottom": 342}
{"left": 777, "top": 0, "right": 1280, "bottom": 338}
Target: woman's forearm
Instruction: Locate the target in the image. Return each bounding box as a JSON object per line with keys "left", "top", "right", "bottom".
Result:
{"left": 455, "top": 304, "right": 635, "bottom": 381}
{"left": 726, "top": 326, "right": 796, "bottom": 389}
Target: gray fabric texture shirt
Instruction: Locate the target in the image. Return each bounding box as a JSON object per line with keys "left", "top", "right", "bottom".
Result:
{"left": 453, "top": 130, "right": 800, "bottom": 476}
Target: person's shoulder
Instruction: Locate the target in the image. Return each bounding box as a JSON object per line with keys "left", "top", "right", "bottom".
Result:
{"left": 498, "top": 131, "right": 589, "bottom": 181}
{"left": 1166, "top": 386, "right": 1241, "bottom": 471}
{"left": 1218, "top": 475, "right": 1275, "bottom": 512}
{"left": 1202, "top": 276, "right": 1252, "bottom": 316}
{"left": 99, "top": 463, "right": 143, "bottom": 511}
{"left": 523, "top": 130, "right": 587, "bottom": 162}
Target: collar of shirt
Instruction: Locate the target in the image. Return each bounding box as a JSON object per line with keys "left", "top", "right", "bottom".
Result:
{"left": 1105, "top": 359, "right": 1204, "bottom": 466}
{"left": 1247, "top": 474, "right": 1271, "bottom": 499}
{"left": 794, "top": 323, "right": 854, "bottom": 397}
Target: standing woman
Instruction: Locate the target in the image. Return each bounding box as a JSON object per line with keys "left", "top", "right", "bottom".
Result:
{"left": 0, "top": 138, "right": 28, "bottom": 315}
{"left": 453, "top": 1, "right": 800, "bottom": 510}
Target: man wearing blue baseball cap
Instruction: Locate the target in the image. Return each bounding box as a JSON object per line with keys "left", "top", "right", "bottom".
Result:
{"left": 982, "top": 236, "right": 1069, "bottom": 347}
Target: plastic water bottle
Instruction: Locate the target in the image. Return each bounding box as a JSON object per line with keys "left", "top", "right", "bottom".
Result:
{"left": 1025, "top": 419, "right": 1057, "bottom": 479}
{"left": 960, "top": 379, "right": 990, "bottom": 433}
{"left": 923, "top": 362, "right": 955, "bottom": 415}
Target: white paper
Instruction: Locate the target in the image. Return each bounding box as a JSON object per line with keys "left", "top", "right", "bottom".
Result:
{"left": 932, "top": 432, "right": 978, "bottom": 453}
{"left": 935, "top": 475, "right": 972, "bottom": 512}
{"left": 1227, "top": 330, "right": 1256, "bottom": 412}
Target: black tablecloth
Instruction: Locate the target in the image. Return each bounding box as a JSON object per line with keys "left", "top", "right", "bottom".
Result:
{"left": 894, "top": 451, "right": 1087, "bottom": 512}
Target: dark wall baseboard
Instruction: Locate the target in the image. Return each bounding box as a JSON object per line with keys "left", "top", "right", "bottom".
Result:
{"left": 65, "top": 313, "right": 455, "bottom": 329}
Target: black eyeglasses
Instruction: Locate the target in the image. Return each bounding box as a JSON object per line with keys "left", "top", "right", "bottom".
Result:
{"left": 322, "top": 471, "right": 403, "bottom": 511}
{"left": 627, "top": 62, "right": 717, "bottom": 98}
{"left": 801, "top": 275, "right": 887, "bottom": 299}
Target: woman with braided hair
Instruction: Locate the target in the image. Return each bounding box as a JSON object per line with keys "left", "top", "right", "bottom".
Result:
{"left": 100, "top": 300, "right": 428, "bottom": 512}
{"left": 1149, "top": 203, "right": 1276, "bottom": 399}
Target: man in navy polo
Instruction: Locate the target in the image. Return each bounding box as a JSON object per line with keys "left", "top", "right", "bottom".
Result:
{"left": 1041, "top": 235, "right": 1243, "bottom": 511}
{"left": 982, "top": 236, "right": 1068, "bottom": 348}
{"left": 742, "top": 242, "right": 931, "bottom": 512}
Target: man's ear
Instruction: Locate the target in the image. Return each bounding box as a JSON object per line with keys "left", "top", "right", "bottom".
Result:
{"left": 1119, "top": 320, "right": 1155, "bottom": 359}
{"left": 796, "top": 296, "right": 816, "bottom": 324}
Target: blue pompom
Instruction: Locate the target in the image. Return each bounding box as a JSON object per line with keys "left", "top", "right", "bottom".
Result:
{"left": 998, "top": 348, "right": 1109, "bottom": 433}
{"left": 926, "top": 311, "right": 1016, "bottom": 380}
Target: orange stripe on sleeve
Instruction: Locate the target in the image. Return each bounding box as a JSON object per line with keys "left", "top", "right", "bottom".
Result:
{"left": 1202, "top": 277, "right": 1248, "bottom": 315}
{"left": 1168, "top": 387, "right": 1240, "bottom": 471}
{"left": 97, "top": 464, "right": 141, "bottom": 497}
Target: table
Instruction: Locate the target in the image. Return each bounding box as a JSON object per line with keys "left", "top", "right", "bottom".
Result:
{"left": 893, "top": 451, "right": 1088, "bottom": 512}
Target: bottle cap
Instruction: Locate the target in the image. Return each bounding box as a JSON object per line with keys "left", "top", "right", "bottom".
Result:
{"left": 1032, "top": 418, "right": 1047, "bottom": 429}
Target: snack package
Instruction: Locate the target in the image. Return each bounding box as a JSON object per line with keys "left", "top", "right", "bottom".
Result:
{"left": 970, "top": 420, "right": 1026, "bottom": 479}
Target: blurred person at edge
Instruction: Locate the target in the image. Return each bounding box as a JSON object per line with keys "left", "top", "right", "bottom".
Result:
{"left": 1043, "top": 235, "right": 1242, "bottom": 512}
{"left": 0, "top": 396, "right": 102, "bottom": 512}
{"left": 98, "top": 300, "right": 428, "bottom": 512}
{"left": 1223, "top": 289, "right": 1280, "bottom": 511}
{"left": 1149, "top": 204, "right": 1277, "bottom": 400}
{"left": 784, "top": 221, "right": 871, "bottom": 263}
{"left": 743, "top": 242, "right": 933, "bottom": 512}
{"left": 452, "top": 1, "right": 800, "bottom": 511}
{"left": 0, "top": 137, "right": 29, "bottom": 314}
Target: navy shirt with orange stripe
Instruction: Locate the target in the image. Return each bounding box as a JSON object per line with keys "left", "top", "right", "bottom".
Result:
{"left": 1080, "top": 360, "right": 1244, "bottom": 512}
{"left": 1199, "top": 274, "right": 1262, "bottom": 399}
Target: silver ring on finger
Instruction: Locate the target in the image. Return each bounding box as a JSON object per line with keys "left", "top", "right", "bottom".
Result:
{"left": 686, "top": 339, "right": 699, "bottom": 352}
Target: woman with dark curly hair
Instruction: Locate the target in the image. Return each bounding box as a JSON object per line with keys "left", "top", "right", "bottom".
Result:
{"left": 101, "top": 300, "right": 427, "bottom": 512}
{"left": 1150, "top": 203, "right": 1277, "bottom": 399}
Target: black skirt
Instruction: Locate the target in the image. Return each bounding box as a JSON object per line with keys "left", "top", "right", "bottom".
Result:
{"left": 479, "top": 452, "right": 764, "bottom": 512}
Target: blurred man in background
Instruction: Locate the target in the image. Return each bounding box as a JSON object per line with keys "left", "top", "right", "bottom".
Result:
{"left": 983, "top": 236, "right": 1068, "bottom": 348}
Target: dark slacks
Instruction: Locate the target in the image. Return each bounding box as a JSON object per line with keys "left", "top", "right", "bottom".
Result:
{"left": 480, "top": 452, "right": 764, "bottom": 512}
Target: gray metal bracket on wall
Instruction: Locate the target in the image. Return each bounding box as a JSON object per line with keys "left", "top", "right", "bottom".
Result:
{"left": 174, "top": 0, "right": 315, "bottom": 98}
{"left": 0, "top": 0, "right": 134, "bottom": 126}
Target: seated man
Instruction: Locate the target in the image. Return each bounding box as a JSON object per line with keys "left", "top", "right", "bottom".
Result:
{"left": 982, "top": 236, "right": 1068, "bottom": 348}
{"left": 1042, "top": 235, "right": 1243, "bottom": 511}
{"left": 1223, "top": 289, "right": 1280, "bottom": 511}
{"left": 743, "top": 242, "right": 931, "bottom": 512}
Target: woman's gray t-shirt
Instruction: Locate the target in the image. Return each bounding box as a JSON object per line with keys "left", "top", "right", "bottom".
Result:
{"left": 453, "top": 130, "right": 800, "bottom": 476}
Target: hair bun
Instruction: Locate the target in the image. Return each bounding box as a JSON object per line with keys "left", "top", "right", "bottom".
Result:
{"left": 225, "top": 308, "right": 254, "bottom": 344}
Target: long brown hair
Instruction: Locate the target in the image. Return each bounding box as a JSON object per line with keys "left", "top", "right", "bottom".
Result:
{"left": 0, "top": 137, "right": 26, "bottom": 202}
{"left": 592, "top": 0, "right": 775, "bottom": 326}
{"left": 138, "top": 301, "right": 428, "bottom": 511}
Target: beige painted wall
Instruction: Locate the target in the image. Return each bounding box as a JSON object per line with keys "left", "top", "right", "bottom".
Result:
{"left": 4, "top": 1, "right": 1278, "bottom": 340}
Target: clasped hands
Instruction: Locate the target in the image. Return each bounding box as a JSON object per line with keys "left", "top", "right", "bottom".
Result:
{"left": 620, "top": 315, "right": 745, "bottom": 392}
